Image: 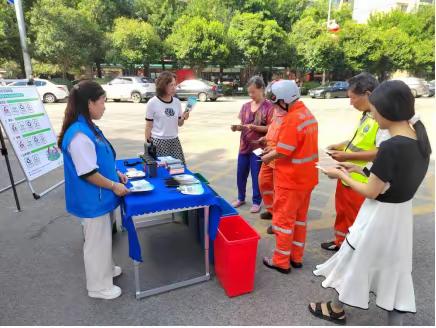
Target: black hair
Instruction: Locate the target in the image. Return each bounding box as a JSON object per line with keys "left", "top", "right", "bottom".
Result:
{"left": 347, "top": 72, "right": 379, "bottom": 95}
{"left": 369, "top": 80, "right": 432, "bottom": 158}
{"left": 58, "top": 80, "right": 106, "bottom": 148}
{"left": 247, "top": 76, "right": 265, "bottom": 89}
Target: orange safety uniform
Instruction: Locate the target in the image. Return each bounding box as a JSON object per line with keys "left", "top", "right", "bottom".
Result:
{"left": 259, "top": 107, "right": 287, "bottom": 213}
{"left": 271, "top": 100, "right": 318, "bottom": 269}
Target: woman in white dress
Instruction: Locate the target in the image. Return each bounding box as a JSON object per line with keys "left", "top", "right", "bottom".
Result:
{"left": 308, "top": 80, "right": 431, "bottom": 325}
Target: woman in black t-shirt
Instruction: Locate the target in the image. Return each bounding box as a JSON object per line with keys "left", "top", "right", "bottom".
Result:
{"left": 308, "top": 80, "right": 431, "bottom": 325}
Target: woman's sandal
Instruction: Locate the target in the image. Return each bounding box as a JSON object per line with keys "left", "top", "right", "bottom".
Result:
{"left": 308, "top": 301, "right": 346, "bottom": 325}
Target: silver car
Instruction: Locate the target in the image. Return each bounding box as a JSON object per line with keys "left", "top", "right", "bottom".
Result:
{"left": 175, "top": 79, "right": 223, "bottom": 102}
{"left": 391, "top": 77, "right": 429, "bottom": 98}
{"left": 102, "top": 76, "right": 156, "bottom": 103}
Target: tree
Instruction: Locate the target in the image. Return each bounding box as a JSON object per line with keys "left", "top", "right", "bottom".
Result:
{"left": 133, "top": 0, "right": 186, "bottom": 39}
{"left": 166, "top": 16, "right": 229, "bottom": 75}
{"left": 0, "top": 3, "right": 21, "bottom": 72}
{"left": 29, "top": 0, "right": 101, "bottom": 77}
{"left": 228, "top": 12, "right": 288, "bottom": 76}
{"left": 107, "top": 17, "right": 162, "bottom": 74}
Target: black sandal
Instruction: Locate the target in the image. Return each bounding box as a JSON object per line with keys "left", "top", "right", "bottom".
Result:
{"left": 308, "top": 301, "right": 346, "bottom": 325}
{"left": 321, "top": 241, "right": 340, "bottom": 251}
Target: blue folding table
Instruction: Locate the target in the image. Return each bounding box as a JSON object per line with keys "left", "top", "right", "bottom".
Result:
{"left": 116, "top": 158, "right": 230, "bottom": 299}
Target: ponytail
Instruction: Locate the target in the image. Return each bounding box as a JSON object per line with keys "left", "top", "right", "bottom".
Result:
{"left": 57, "top": 80, "right": 106, "bottom": 149}
{"left": 412, "top": 120, "right": 432, "bottom": 158}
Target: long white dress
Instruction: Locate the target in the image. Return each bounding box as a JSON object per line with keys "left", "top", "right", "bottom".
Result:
{"left": 314, "top": 198, "right": 416, "bottom": 313}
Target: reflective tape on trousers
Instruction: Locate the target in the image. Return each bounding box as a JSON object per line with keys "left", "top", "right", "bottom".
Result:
{"left": 295, "top": 220, "right": 306, "bottom": 226}
{"left": 262, "top": 191, "right": 273, "bottom": 195}
{"left": 275, "top": 248, "right": 291, "bottom": 256}
{"left": 335, "top": 230, "right": 347, "bottom": 237}
{"left": 277, "top": 142, "right": 296, "bottom": 151}
{"left": 291, "top": 154, "right": 318, "bottom": 164}
{"left": 292, "top": 241, "right": 304, "bottom": 247}
{"left": 272, "top": 225, "right": 293, "bottom": 235}
{"left": 297, "top": 118, "right": 317, "bottom": 131}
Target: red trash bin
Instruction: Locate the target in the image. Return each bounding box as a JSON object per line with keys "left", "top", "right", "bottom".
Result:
{"left": 214, "top": 215, "right": 260, "bottom": 297}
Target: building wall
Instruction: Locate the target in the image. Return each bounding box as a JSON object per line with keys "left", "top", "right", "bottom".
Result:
{"left": 352, "top": 0, "right": 423, "bottom": 23}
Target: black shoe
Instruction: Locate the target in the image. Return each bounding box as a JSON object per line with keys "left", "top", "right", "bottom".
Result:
{"left": 266, "top": 225, "right": 273, "bottom": 234}
{"left": 263, "top": 257, "right": 291, "bottom": 274}
{"left": 260, "top": 211, "right": 272, "bottom": 220}
{"left": 290, "top": 260, "right": 303, "bottom": 269}
{"left": 321, "top": 241, "right": 340, "bottom": 252}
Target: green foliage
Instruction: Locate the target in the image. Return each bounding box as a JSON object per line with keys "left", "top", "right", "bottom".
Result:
{"left": 29, "top": 0, "right": 101, "bottom": 76}
{"left": 228, "top": 12, "right": 288, "bottom": 72}
{"left": 166, "top": 16, "right": 229, "bottom": 71}
{"left": 108, "top": 17, "right": 162, "bottom": 68}
{"left": 0, "top": 3, "right": 20, "bottom": 62}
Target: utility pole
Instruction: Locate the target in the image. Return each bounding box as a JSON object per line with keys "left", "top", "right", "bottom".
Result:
{"left": 322, "top": 0, "right": 333, "bottom": 85}
{"left": 13, "top": 0, "right": 33, "bottom": 78}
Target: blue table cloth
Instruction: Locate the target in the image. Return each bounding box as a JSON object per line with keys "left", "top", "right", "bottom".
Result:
{"left": 116, "top": 158, "right": 233, "bottom": 262}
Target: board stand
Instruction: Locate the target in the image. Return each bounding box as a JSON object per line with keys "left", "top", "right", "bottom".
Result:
{"left": 0, "top": 125, "right": 22, "bottom": 211}
{"left": 0, "top": 124, "right": 64, "bottom": 205}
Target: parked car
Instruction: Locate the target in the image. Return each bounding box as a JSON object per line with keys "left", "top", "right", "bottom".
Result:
{"left": 8, "top": 78, "right": 69, "bottom": 103}
{"left": 102, "top": 76, "right": 156, "bottom": 103}
{"left": 308, "top": 81, "right": 349, "bottom": 99}
{"left": 391, "top": 77, "right": 429, "bottom": 98}
{"left": 426, "top": 80, "right": 435, "bottom": 97}
{"left": 175, "top": 79, "right": 223, "bottom": 102}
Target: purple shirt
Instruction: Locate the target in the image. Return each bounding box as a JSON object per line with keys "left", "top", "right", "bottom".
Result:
{"left": 239, "top": 99, "right": 274, "bottom": 154}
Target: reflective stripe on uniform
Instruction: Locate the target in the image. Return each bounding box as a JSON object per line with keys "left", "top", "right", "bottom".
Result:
{"left": 295, "top": 220, "right": 306, "bottom": 226}
{"left": 265, "top": 205, "right": 273, "bottom": 209}
{"left": 275, "top": 248, "right": 291, "bottom": 256}
{"left": 347, "top": 144, "right": 365, "bottom": 152}
{"left": 292, "top": 241, "right": 304, "bottom": 247}
{"left": 297, "top": 118, "right": 317, "bottom": 131}
{"left": 272, "top": 225, "right": 293, "bottom": 235}
{"left": 335, "top": 230, "right": 347, "bottom": 237}
{"left": 277, "top": 142, "right": 296, "bottom": 151}
{"left": 291, "top": 154, "right": 318, "bottom": 164}
{"left": 262, "top": 191, "right": 273, "bottom": 195}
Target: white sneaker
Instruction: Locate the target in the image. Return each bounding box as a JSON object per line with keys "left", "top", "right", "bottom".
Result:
{"left": 113, "top": 266, "right": 122, "bottom": 278}
{"left": 88, "top": 285, "right": 122, "bottom": 300}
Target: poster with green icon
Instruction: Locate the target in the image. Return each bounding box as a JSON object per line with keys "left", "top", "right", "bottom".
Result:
{"left": 0, "top": 85, "right": 63, "bottom": 181}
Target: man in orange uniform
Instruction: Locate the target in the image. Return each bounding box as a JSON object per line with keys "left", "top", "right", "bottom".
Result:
{"left": 257, "top": 102, "right": 287, "bottom": 224}
{"left": 261, "top": 80, "right": 319, "bottom": 274}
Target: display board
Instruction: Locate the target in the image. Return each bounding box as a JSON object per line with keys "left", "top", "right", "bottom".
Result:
{"left": 0, "top": 86, "right": 63, "bottom": 181}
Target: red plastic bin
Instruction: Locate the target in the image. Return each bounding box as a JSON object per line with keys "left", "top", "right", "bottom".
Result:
{"left": 214, "top": 215, "right": 260, "bottom": 297}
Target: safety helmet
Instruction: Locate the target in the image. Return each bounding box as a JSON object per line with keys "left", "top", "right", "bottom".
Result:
{"left": 265, "top": 80, "right": 300, "bottom": 104}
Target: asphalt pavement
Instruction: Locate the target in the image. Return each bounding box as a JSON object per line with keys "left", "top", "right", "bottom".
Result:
{"left": 0, "top": 96, "right": 434, "bottom": 325}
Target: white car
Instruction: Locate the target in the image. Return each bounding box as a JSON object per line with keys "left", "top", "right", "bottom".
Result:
{"left": 8, "top": 78, "right": 69, "bottom": 103}
{"left": 390, "top": 77, "right": 429, "bottom": 98}
{"left": 102, "top": 76, "right": 156, "bottom": 103}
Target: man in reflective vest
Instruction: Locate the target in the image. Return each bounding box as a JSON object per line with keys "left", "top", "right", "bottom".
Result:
{"left": 261, "top": 80, "right": 319, "bottom": 274}
{"left": 321, "top": 72, "right": 389, "bottom": 251}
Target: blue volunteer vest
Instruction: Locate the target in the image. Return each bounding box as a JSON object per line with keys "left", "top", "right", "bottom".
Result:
{"left": 61, "top": 115, "right": 120, "bottom": 218}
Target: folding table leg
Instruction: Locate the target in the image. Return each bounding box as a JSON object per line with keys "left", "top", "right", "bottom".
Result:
{"left": 204, "top": 206, "right": 210, "bottom": 276}
{"left": 134, "top": 260, "right": 141, "bottom": 299}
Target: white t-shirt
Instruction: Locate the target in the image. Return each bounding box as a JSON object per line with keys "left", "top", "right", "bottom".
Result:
{"left": 376, "top": 128, "right": 391, "bottom": 147}
{"left": 68, "top": 132, "right": 98, "bottom": 176}
{"left": 145, "top": 96, "right": 182, "bottom": 139}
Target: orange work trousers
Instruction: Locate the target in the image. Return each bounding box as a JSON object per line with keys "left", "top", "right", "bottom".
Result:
{"left": 259, "top": 164, "right": 274, "bottom": 213}
{"left": 272, "top": 187, "right": 312, "bottom": 269}
{"left": 334, "top": 180, "right": 365, "bottom": 246}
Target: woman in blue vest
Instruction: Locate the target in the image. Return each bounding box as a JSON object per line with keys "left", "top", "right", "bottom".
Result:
{"left": 58, "top": 80, "right": 129, "bottom": 300}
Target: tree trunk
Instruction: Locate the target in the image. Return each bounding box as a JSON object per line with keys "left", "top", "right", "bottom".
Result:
{"left": 322, "top": 70, "right": 326, "bottom": 85}
{"left": 161, "top": 57, "right": 165, "bottom": 70}
{"left": 219, "top": 65, "right": 223, "bottom": 82}
{"left": 96, "top": 61, "right": 102, "bottom": 79}
{"left": 143, "top": 62, "right": 150, "bottom": 77}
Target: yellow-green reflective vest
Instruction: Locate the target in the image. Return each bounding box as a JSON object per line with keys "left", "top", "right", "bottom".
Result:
{"left": 342, "top": 112, "right": 379, "bottom": 185}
